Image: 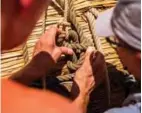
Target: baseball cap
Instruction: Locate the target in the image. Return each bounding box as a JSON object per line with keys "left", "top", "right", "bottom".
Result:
{"left": 95, "top": 0, "right": 141, "bottom": 51}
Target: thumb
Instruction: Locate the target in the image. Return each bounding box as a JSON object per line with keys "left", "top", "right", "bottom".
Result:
{"left": 83, "top": 47, "right": 96, "bottom": 66}
{"left": 51, "top": 47, "right": 73, "bottom": 62}
{"left": 60, "top": 47, "right": 74, "bottom": 55}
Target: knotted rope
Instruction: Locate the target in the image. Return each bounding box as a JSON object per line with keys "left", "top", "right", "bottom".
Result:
{"left": 47, "top": 0, "right": 96, "bottom": 86}
{"left": 54, "top": 0, "right": 94, "bottom": 72}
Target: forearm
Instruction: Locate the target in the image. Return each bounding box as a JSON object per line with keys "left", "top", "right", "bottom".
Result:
{"left": 9, "top": 52, "right": 55, "bottom": 85}
{"left": 73, "top": 94, "right": 90, "bottom": 113}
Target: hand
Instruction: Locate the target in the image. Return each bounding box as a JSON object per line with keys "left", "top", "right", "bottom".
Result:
{"left": 72, "top": 47, "right": 96, "bottom": 98}
{"left": 71, "top": 47, "right": 107, "bottom": 113}
{"left": 71, "top": 47, "right": 107, "bottom": 98}
{"left": 33, "top": 26, "right": 73, "bottom": 62}
{"left": 71, "top": 47, "right": 96, "bottom": 113}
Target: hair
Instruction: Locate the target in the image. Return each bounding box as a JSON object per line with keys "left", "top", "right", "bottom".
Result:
{"left": 118, "top": 37, "right": 140, "bottom": 53}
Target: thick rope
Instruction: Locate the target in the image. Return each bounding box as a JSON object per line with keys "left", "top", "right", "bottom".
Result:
{"left": 67, "top": 52, "right": 85, "bottom": 70}
{"left": 45, "top": 0, "right": 105, "bottom": 89}
{"left": 52, "top": 0, "right": 64, "bottom": 12}
{"left": 55, "top": 0, "right": 65, "bottom": 8}
{"left": 47, "top": 0, "right": 96, "bottom": 86}
{"left": 69, "top": 0, "right": 94, "bottom": 44}
{"left": 57, "top": 30, "right": 87, "bottom": 71}
{"left": 54, "top": 0, "right": 94, "bottom": 71}
{"left": 68, "top": 0, "right": 95, "bottom": 71}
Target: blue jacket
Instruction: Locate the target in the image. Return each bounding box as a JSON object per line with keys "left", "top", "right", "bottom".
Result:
{"left": 105, "top": 93, "right": 141, "bottom": 113}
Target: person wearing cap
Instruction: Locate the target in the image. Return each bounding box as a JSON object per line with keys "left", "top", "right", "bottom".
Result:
{"left": 95, "top": 0, "right": 141, "bottom": 112}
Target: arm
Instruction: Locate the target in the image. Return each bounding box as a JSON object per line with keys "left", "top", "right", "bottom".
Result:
{"left": 71, "top": 47, "right": 95, "bottom": 113}
{"left": 73, "top": 94, "right": 90, "bottom": 113}
{"left": 9, "top": 52, "right": 55, "bottom": 85}
{"left": 71, "top": 47, "right": 107, "bottom": 113}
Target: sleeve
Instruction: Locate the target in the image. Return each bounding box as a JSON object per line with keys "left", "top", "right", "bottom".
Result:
{"left": 104, "top": 103, "right": 141, "bottom": 113}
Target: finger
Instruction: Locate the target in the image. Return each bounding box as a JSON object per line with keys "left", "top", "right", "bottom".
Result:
{"left": 60, "top": 47, "right": 74, "bottom": 55}
{"left": 57, "top": 27, "right": 65, "bottom": 34}
{"left": 92, "top": 51, "right": 106, "bottom": 76}
{"left": 43, "top": 25, "right": 58, "bottom": 44}
{"left": 92, "top": 51, "right": 105, "bottom": 68}
{"left": 57, "top": 28, "right": 66, "bottom": 39}
{"left": 91, "top": 51, "right": 107, "bottom": 86}
{"left": 51, "top": 47, "right": 73, "bottom": 62}
{"left": 83, "top": 47, "right": 96, "bottom": 66}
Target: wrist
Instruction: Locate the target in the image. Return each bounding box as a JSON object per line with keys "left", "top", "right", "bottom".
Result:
{"left": 73, "top": 93, "right": 90, "bottom": 113}
{"left": 78, "top": 93, "right": 90, "bottom": 101}
{"left": 9, "top": 52, "right": 55, "bottom": 85}
{"left": 32, "top": 52, "right": 55, "bottom": 72}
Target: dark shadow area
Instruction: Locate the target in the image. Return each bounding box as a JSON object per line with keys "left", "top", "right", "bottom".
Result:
{"left": 31, "top": 76, "right": 71, "bottom": 98}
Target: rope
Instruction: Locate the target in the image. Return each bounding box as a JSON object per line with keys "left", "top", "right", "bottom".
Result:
{"left": 47, "top": 0, "right": 96, "bottom": 90}
{"left": 45, "top": 0, "right": 112, "bottom": 94}
{"left": 64, "top": 43, "right": 88, "bottom": 52}
{"left": 55, "top": 0, "right": 94, "bottom": 72}
{"left": 67, "top": 0, "right": 95, "bottom": 71}
{"left": 67, "top": 52, "right": 85, "bottom": 70}
{"left": 84, "top": 10, "right": 103, "bottom": 52}
{"left": 55, "top": 0, "right": 65, "bottom": 8}
{"left": 69, "top": 0, "right": 94, "bottom": 45}
{"left": 57, "top": 30, "right": 87, "bottom": 71}
{"left": 52, "top": 0, "right": 64, "bottom": 12}
{"left": 57, "top": 73, "right": 74, "bottom": 81}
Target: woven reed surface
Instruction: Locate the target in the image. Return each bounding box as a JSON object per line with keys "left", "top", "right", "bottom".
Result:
{"left": 2, "top": 0, "right": 129, "bottom": 112}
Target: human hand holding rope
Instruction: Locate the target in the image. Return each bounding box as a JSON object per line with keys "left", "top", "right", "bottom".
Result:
{"left": 71, "top": 47, "right": 107, "bottom": 113}
{"left": 9, "top": 26, "right": 74, "bottom": 85}
{"left": 33, "top": 26, "right": 73, "bottom": 62}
